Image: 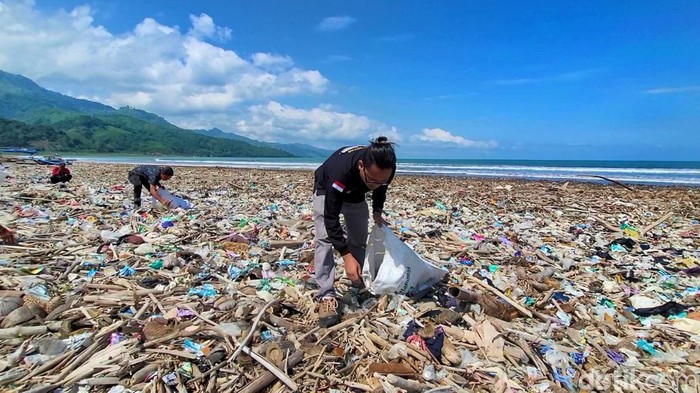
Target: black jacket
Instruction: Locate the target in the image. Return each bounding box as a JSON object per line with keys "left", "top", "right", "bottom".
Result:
{"left": 128, "top": 165, "right": 163, "bottom": 187}
{"left": 314, "top": 145, "right": 396, "bottom": 255}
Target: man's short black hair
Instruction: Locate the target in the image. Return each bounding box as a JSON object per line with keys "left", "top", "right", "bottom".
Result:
{"left": 161, "top": 166, "right": 174, "bottom": 176}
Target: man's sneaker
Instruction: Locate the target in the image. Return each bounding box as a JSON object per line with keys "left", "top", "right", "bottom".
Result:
{"left": 318, "top": 298, "right": 340, "bottom": 328}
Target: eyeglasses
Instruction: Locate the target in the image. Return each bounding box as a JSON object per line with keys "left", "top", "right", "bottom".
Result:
{"left": 363, "top": 167, "right": 390, "bottom": 186}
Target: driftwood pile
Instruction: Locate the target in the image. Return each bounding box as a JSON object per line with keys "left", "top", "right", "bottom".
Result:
{"left": 0, "top": 163, "right": 698, "bottom": 392}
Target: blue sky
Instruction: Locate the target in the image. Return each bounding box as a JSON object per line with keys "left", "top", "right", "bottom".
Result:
{"left": 1, "top": 0, "right": 699, "bottom": 159}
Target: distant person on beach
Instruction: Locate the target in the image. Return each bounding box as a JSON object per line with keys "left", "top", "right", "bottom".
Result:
{"left": 127, "top": 165, "right": 174, "bottom": 208}
{"left": 0, "top": 224, "right": 16, "bottom": 244}
{"left": 49, "top": 163, "right": 72, "bottom": 184}
{"left": 313, "top": 136, "right": 396, "bottom": 327}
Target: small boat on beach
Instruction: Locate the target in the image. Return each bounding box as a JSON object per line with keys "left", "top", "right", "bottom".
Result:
{"left": 32, "top": 155, "right": 74, "bottom": 166}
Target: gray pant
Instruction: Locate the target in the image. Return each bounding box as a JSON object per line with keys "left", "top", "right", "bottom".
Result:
{"left": 313, "top": 192, "right": 369, "bottom": 300}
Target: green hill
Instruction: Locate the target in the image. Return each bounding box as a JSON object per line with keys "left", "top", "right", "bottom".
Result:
{"left": 0, "top": 115, "right": 293, "bottom": 156}
{"left": 0, "top": 71, "right": 112, "bottom": 120}
{"left": 0, "top": 70, "right": 294, "bottom": 157}
{"left": 197, "top": 128, "right": 332, "bottom": 158}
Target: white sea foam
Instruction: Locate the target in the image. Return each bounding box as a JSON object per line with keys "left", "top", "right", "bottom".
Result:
{"left": 69, "top": 156, "right": 700, "bottom": 186}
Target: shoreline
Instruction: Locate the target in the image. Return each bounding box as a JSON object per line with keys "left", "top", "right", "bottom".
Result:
{"left": 70, "top": 161, "right": 700, "bottom": 190}
{"left": 5, "top": 155, "right": 700, "bottom": 186}
{"left": 39, "top": 160, "right": 700, "bottom": 188}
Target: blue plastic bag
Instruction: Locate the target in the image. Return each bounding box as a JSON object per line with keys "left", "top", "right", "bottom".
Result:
{"left": 188, "top": 284, "right": 216, "bottom": 298}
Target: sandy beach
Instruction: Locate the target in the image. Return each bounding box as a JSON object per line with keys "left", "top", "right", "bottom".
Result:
{"left": 1, "top": 162, "right": 699, "bottom": 392}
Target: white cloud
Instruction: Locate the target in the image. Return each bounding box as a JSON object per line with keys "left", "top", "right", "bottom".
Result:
{"left": 0, "top": 1, "right": 327, "bottom": 115}
{"left": 417, "top": 128, "right": 497, "bottom": 149}
{"left": 488, "top": 69, "right": 603, "bottom": 86}
{"left": 251, "top": 53, "right": 294, "bottom": 72}
{"left": 231, "top": 101, "right": 399, "bottom": 145}
{"left": 188, "top": 13, "right": 232, "bottom": 41}
{"left": 0, "top": 2, "right": 409, "bottom": 149}
{"left": 317, "top": 16, "right": 356, "bottom": 31}
{"left": 643, "top": 85, "right": 700, "bottom": 94}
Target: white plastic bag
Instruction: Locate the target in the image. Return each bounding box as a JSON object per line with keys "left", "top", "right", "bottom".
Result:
{"left": 153, "top": 188, "right": 194, "bottom": 210}
{"left": 362, "top": 225, "right": 446, "bottom": 296}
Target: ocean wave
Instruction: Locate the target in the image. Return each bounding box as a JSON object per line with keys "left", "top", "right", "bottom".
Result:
{"left": 396, "top": 164, "right": 700, "bottom": 175}
{"left": 397, "top": 169, "right": 700, "bottom": 185}
{"left": 71, "top": 156, "right": 700, "bottom": 186}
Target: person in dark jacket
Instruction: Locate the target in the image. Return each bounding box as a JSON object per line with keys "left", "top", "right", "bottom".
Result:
{"left": 49, "top": 163, "right": 72, "bottom": 184}
{"left": 313, "top": 136, "right": 396, "bottom": 327}
{"left": 127, "top": 165, "right": 174, "bottom": 208}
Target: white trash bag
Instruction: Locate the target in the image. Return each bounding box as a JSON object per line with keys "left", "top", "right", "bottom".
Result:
{"left": 153, "top": 188, "right": 194, "bottom": 210}
{"left": 362, "top": 225, "right": 447, "bottom": 296}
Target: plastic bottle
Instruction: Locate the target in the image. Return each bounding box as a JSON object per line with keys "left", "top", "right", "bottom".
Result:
{"left": 422, "top": 364, "right": 437, "bottom": 381}
{"left": 459, "top": 348, "right": 477, "bottom": 367}
{"left": 387, "top": 343, "right": 407, "bottom": 360}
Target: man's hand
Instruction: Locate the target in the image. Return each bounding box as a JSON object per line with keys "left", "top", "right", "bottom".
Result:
{"left": 0, "top": 226, "right": 17, "bottom": 245}
{"left": 343, "top": 254, "right": 363, "bottom": 285}
{"left": 373, "top": 211, "right": 389, "bottom": 227}
{"left": 149, "top": 185, "right": 169, "bottom": 207}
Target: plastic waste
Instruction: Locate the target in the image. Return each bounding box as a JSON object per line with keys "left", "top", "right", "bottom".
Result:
{"left": 35, "top": 338, "right": 69, "bottom": 356}
{"left": 458, "top": 257, "right": 473, "bottom": 266}
{"left": 178, "top": 361, "right": 194, "bottom": 378}
{"left": 26, "top": 284, "right": 50, "bottom": 301}
{"left": 570, "top": 352, "right": 586, "bottom": 365}
{"left": 228, "top": 265, "right": 243, "bottom": 279}
{"left": 387, "top": 342, "right": 408, "bottom": 360}
{"left": 540, "top": 245, "right": 554, "bottom": 256}
{"left": 119, "top": 265, "right": 135, "bottom": 277}
{"left": 362, "top": 225, "right": 446, "bottom": 296}
{"left": 459, "top": 348, "right": 478, "bottom": 367}
{"left": 109, "top": 332, "right": 125, "bottom": 345}
{"left": 156, "top": 188, "right": 194, "bottom": 210}
{"left": 162, "top": 372, "right": 177, "bottom": 386}
{"left": 177, "top": 309, "right": 195, "bottom": 318}
{"left": 386, "top": 294, "right": 406, "bottom": 314}
{"left": 134, "top": 243, "right": 156, "bottom": 255}
{"left": 148, "top": 260, "right": 163, "bottom": 269}
{"left": 514, "top": 221, "right": 534, "bottom": 232}
{"left": 610, "top": 244, "right": 627, "bottom": 252}
{"left": 556, "top": 310, "right": 572, "bottom": 326}
{"left": 24, "top": 354, "right": 53, "bottom": 366}
{"left": 606, "top": 349, "right": 626, "bottom": 364}
{"left": 183, "top": 339, "right": 204, "bottom": 356}
{"left": 422, "top": 364, "right": 437, "bottom": 381}
{"left": 633, "top": 301, "right": 687, "bottom": 317}
{"left": 100, "top": 230, "right": 121, "bottom": 242}
{"left": 260, "top": 330, "right": 275, "bottom": 342}
{"left": 635, "top": 339, "right": 657, "bottom": 356}
{"left": 188, "top": 284, "right": 216, "bottom": 298}
{"left": 620, "top": 223, "right": 640, "bottom": 239}
{"left": 361, "top": 297, "right": 378, "bottom": 310}
{"left": 261, "top": 262, "right": 274, "bottom": 279}
{"left": 220, "top": 322, "right": 250, "bottom": 338}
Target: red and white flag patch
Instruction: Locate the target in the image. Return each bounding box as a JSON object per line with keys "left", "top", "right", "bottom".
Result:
{"left": 332, "top": 180, "right": 345, "bottom": 192}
